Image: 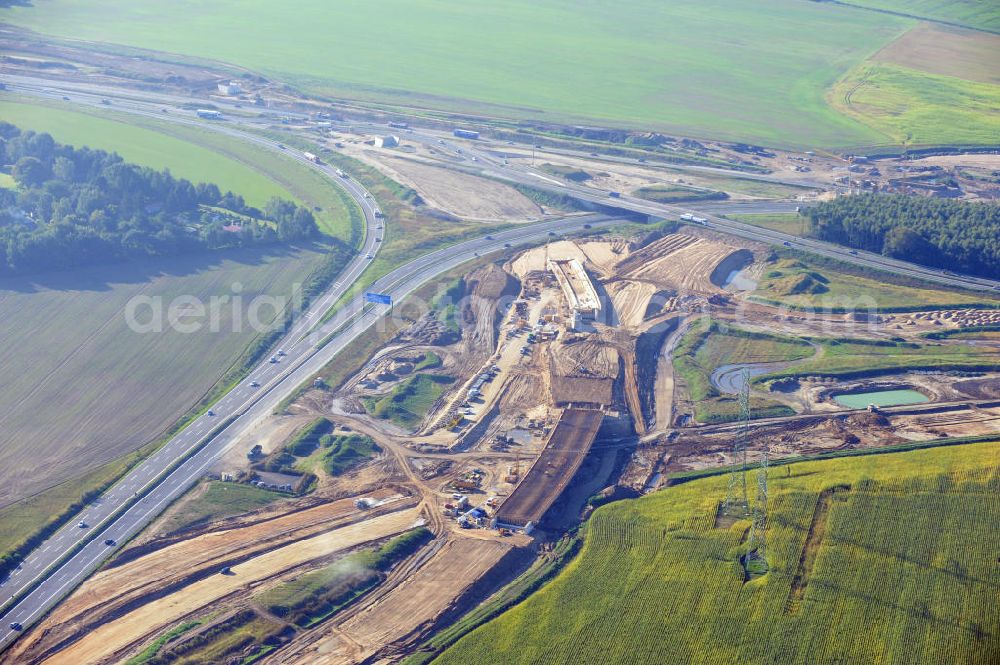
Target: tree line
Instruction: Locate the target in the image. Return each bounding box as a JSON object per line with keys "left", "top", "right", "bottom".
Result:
{"left": 0, "top": 123, "right": 319, "bottom": 276}
{"left": 803, "top": 194, "right": 999, "bottom": 279}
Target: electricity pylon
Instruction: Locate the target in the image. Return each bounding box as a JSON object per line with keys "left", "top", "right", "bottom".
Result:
{"left": 722, "top": 369, "right": 751, "bottom": 517}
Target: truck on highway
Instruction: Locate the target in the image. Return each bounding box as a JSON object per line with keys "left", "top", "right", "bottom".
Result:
{"left": 453, "top": 128, "right": 480, "bottom": 140}
{"left": 336, "top": 169, "right": 347, "bottom": 178}
{"left": 608, "top": 191, "right": 621, "bottom": 198}
{"left": 196, "top": 109, "right": 223, "bottom": 120}
{"left": 680, "top": 213, "right": 707, "bottom": 224}
{"left": 303, "top": 151, "right": 320, "bottom": 164}
{"left": 388, "top": 121, "right": 409, "bottom": 129}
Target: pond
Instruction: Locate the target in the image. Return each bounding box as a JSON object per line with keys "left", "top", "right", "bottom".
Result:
{"left": 833, "top": 389, "right": 929, "bottom": 409}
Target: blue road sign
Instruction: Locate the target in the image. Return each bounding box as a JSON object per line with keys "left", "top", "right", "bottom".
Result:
{"left": 365, "top": 292, "right": 392, "bottom": 305}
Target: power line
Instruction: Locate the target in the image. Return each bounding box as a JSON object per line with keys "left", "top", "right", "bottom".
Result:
{"left": 722, "top": 368, "right": 751, "bottom": 518}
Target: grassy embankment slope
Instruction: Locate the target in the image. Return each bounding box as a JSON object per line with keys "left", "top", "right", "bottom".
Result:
{"left": 1, "top": 0, "right": 915, "bottom": 148}
{"left": 155, "top": 481, "right": 287, "bottom": 536}
{"left": 761, "top": 336, "right": 1000, "bottom": 383}
{"left": 364, "top": 374, "right": 455, "bottom": 430}
{"left": 672, "top": 318, "right": 813, "bottom": 423}
{"left": 436, "top": 441, "right": 1000, "bottom": 665}
{"left": 752, "top": 256, "right": 1000, "bottom": 311}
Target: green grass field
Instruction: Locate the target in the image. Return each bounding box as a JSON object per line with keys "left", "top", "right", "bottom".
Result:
{"left": 0, "top": 99, "right": 358, "bottom": 239}
{"left": 0, "top": 100, "right": 286, "bottom": 208}
{"left": 0, "top": 246, "right": 323, "bottom": 511}
{"left": 830, "top": 63, "right": 1000, "bottom": 146}
{"left": 686, "top": 174, "right": 816, "bottom": 199}
{"left": 837, "top": 0, "right": 1000, "bottom": 32}
{"left": 435, "top": 441, "right": 1000, "bottom": 664}
{"left": 0, "top": 0, "right": 916, "bottom": 147}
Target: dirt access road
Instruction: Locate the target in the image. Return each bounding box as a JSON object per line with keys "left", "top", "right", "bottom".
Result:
{"left": 23, "top": 508, "right": 422, "bottom": 665}
{"left": 4, "top": 493, "right": 414, "bottom": 665}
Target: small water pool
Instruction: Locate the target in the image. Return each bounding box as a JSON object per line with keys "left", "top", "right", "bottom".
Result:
{"left": 833, "top": 389, "right": 929, "bottom": 409}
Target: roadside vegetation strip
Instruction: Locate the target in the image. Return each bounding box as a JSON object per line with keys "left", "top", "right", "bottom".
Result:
{"left": 433, "top": 440, "right": 1000, "bottom": 665}
{"left": 922, "top": 325, "right": 1000, "bottom": 340}
{"left": 727, "top": 213, "right": 809, "bottom": 237}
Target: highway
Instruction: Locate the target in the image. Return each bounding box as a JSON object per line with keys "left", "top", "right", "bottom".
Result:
{"left": 360, "top": 122, "right": 1000, "bottom": 293}
{"left": 0, "top": 73, "right": 997, "bottom": 650}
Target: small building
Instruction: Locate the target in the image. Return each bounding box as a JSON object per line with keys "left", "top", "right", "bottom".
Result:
{"left": 217, "top": 80, "right": 242, "bottom": 96}
{"left": 376, "top": 135, "right": 400, "bottom": 148}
